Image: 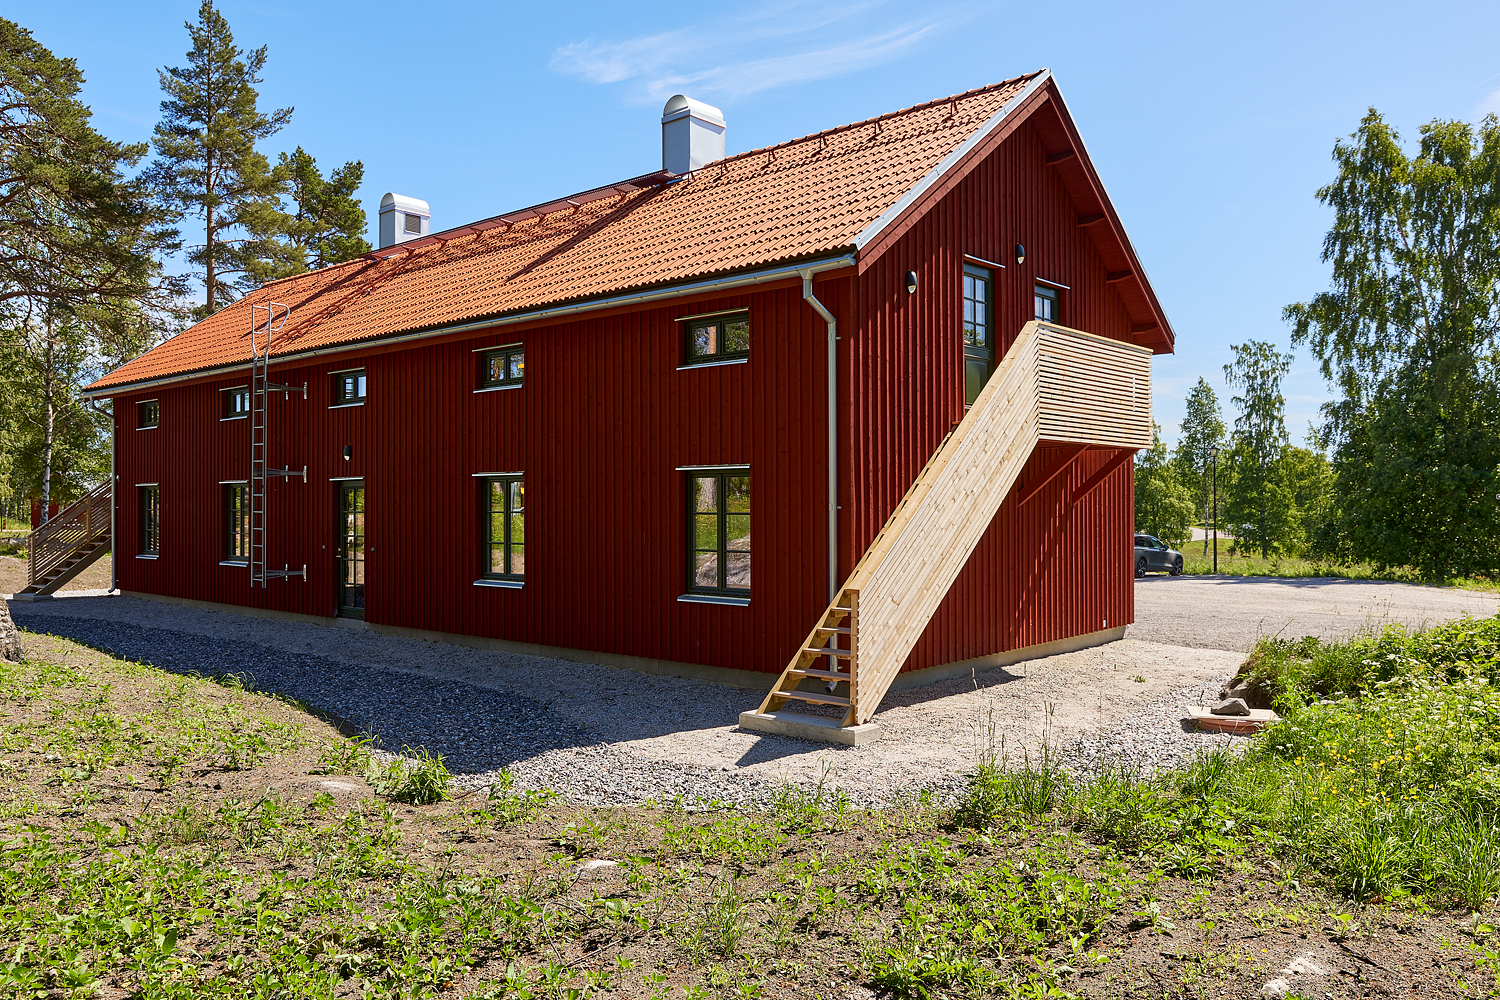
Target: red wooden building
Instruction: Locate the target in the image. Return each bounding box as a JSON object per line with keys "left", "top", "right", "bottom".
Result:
{"left": 70, "top": 71, "right": 1172, "bottom": 736}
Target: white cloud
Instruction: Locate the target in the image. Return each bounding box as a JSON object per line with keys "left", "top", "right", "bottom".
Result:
{"left": 550, "top": 0, "right": 957, "bottom": 103}
{"left": 1478, "top": 87, "right": 1500, "bottom": 118}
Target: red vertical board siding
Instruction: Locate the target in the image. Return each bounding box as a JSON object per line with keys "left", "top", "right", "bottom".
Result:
{"left": 848, "top": 119, "right": 1139, "bottom": 675}
{"left": 112, "top": 116, "right": 1147, "bottom": 679}
{"left": 113, "top": 281, "right": 837, "bottom": 675}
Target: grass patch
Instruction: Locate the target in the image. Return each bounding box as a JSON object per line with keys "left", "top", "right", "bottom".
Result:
{"left": 6, "top": 624, "right": 1500, "bottom": 997}
{"left": 1176, "top": 540, "right": 1498, "bottom": 591}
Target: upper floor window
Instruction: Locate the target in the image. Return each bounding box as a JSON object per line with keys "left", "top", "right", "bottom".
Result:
{"left": 137, "top": 400, "right": 159, "bottom": 429}
{"left": 223, "top": 483, "right": 249, "bottom": 563}
{"left": 962, "top": 264, "right": 993, "bottom": 407}
{"left": 480, "top": 475, "right": 525, "bottom": 583}
{"left": 139, "top": 485, "right": 160, "bottom": 556}
{"left": 683, "top": 311, "right": 749, "bottom": 367}
{"left": 1034, "top": 283, "right": 1059, "bottom": 323}
{"left": 687, "top": 470, "right": 750, "bottom": 597}
{"left": 222, "top": 386, "right": 250, "bottom": 419}
{"left": 331, "top": 369, "right": 367, "bottom": 407}
{"left": 478, "top": 345, "right": 525, "bottom": 390}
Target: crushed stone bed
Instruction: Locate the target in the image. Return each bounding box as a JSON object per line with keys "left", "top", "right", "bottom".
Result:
{"left": 9, "top": 595, "right": 1277, "bottom": 806}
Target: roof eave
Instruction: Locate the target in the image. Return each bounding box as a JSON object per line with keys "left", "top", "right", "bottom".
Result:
{"left": 81, "top": 251, "right": 857, "bottom": 399}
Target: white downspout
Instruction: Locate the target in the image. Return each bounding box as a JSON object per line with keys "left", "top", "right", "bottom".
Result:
{"left": 801, "top": 271, "right": 839, "bottom": 604}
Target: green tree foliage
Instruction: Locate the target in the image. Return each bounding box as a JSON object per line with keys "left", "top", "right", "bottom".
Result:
{"left": 1134, "top": 423, "right": 1196, "bottom": 545}
{"left": 1285, "top": 109, "right": 1500, "bottom": 579}
{"left": 0, "top": 19, "right": 175, "bottom": 310}
{"left": 1223, "top": 341, "right": 1292, "bottom": 558}
{"left": 240, "top": 147, "right": 370, "bottom": 284}
{"left": 0, "top": 19, "right": 178, "bottom": 515}
{"left": 1171, "top": 378, "right": 1225, "bottom": 555}
{"left": 148, "top": 1, "right": 292, "bottom": 316}
{"left": 1220, "top": 441, "right": 1333, "bottom": 558}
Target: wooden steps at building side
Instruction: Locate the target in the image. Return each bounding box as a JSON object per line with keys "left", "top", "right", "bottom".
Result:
{"left": 13, "top": 482, "right": 113, "bottom": 601}
{"left": 748, "top": 320, "right": 1152, "bottom": 734}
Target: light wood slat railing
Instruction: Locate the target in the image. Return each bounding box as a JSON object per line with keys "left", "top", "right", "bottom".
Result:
{"left": 28, "top": 482, "right": 112, "bottom": 585}
{"left": 751, "top": 321, "right": 1152, "bottom": 731}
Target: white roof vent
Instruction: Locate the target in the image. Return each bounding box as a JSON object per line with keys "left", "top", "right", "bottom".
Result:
{"left": 378, "top": 192, "right": 430, "bottom": 249}
{"left": 661, "top": 95, "right": 725, "bottom": 176}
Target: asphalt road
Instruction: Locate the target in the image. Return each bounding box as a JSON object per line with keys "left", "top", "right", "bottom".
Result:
{"left": 1130, "top": 575, "right": 1498, "bottom": 652}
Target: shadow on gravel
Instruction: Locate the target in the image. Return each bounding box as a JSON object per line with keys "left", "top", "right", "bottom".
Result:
{"left": 10, "top": 612, "right": 595, "bottom": 776}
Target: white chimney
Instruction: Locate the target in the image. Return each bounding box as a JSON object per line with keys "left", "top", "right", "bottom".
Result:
{"left": 378, "top": 193, "right": 430, "bottom": 249}
{"left": 661, "top": 95, "right": 725, "bottom": 175}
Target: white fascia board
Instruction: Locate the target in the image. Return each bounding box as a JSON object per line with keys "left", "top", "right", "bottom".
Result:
{"left": 852, "top": 70, "right": 1053, "bottom": 252}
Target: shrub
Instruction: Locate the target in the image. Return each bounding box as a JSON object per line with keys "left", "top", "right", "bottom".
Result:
{"left": 371, "top": 747, "right": 453, "bottom": 805}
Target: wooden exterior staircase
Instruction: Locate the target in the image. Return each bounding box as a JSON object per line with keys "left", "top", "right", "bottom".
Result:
{"left": 741, "top": 320, "right": 1153, "bottom": 743}
{"left": 13, "top": 482, "right": 112, "bottom": 601}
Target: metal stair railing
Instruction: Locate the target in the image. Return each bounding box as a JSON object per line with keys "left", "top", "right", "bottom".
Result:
{"left": 27, "top": 482, "right": 112, "bottom": 587}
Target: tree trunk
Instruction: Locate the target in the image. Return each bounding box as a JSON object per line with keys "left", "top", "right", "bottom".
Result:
{"left": 39, "top": 320, "right": 54, "bottom": 526}
{"left": 205, "top": 192, "right": 216, "bottom": 314}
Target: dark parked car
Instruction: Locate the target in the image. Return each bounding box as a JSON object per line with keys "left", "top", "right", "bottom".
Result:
{"left": 1134, "top": 534, "right": 1183, "bottom": 577}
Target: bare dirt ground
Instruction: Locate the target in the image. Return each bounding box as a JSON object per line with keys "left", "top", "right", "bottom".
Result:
{"left": 1131, "top": 575, "right": 1498, "bottom": 652}
{"left": 0, "top": 551, "right": 113, "bottom": 596}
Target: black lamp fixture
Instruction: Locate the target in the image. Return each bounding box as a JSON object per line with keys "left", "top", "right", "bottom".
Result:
{"left": 904, "top": 270, "right": 918, "bottom": 294}
{"left": 1014, "top": 243, "right": 1026, "bottom": 265}
{"left": 342, "top": 445, "right": 352, "bottom": 462}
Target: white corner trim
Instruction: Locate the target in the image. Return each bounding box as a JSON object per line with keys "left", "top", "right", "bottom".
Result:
{"left": 851, "top": 70, "right": 1053, "bottom": 252}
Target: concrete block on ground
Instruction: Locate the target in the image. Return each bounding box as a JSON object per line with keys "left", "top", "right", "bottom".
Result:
{"left": 738, "top": 710, "right": 881, "bottom": 746}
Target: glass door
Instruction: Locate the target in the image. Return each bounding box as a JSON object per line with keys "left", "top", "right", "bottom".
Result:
{"left": 336, "top": 481, "right": 365, "bottom": 618}
{"left": 962, "top": 263, "right": 993, "bottom": 407}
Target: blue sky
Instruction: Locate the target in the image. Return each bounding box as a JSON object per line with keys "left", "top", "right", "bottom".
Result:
{"left": 25, "top": 1, "right": 1500, "bottom": 447}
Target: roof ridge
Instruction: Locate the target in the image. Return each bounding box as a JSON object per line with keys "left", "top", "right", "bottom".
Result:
{"left": 695, "top": 71, "right": 1046, "bottom": 171}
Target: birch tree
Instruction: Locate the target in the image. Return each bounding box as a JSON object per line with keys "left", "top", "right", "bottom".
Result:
{"left": 1224, "top": 341, "right": 1292, "bottom": 559}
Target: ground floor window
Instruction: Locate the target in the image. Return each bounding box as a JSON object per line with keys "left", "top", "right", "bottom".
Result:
{"left": 687, "top": 470, "right": 750, "bottom": 596}
{"left": 481, "top": 476, "right": 525, "bottom": 581}
{"left": 223, "top": 483, "right": 248, "bottom": 563}
{"left": 139, "top": 485, "right": 160, "bottom": 555}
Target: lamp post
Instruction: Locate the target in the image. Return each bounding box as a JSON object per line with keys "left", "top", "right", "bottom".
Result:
{"left": 1208, "top": 445, "right": 1220, "bottom": 574}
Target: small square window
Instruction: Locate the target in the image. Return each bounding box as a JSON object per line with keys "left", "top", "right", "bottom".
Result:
{"left": 222, "top": 386, "right": 250, "bottom": 419}
{"left": 1034, "top": 284, "right": 1059, "bottom": 323}
{"left": 137, "top": 400, "right": 159, "bottom": 429}
{"left": 223, "top": 483, "right": 249, "bottom": 562}
{"left": 684, "top": 312, "right": 749, "bottom": 366}
{"left": 331, "top": 370, "right": 367, "bottom": 406}
{"left": 479, "top": 347, "right": 525, "bottom": 389}
{"left": 403, "top": 212, "right": 422, "bottom": 235}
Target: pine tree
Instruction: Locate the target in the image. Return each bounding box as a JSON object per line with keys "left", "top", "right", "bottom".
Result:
{"left": 148, "top": 0, "right": 291, "bottom": 316}
{"left": 239, "top": 148, "right": 370, "bottom": 284}
{"left": 1172, "top": 378, "right": 1225, "bottom": 556}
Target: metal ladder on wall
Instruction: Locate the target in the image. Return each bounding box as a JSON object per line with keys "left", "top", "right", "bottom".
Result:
{"left": 249, "top": 302, "right": 308, "bottom": 588}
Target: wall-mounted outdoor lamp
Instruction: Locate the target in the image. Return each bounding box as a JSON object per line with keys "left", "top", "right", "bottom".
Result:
{"left": 1014, "top": 243, "right": 1026, "bottom": 265}
{"left": 342, "top": 445, "right": 353, "bottom": 462}
{"left": 905, "top": 270, "right": 918, "bottom": 294}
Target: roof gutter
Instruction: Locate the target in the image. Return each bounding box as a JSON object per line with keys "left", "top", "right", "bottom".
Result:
{"left": 83, "top": 254, "right": 857, "bottom": 398}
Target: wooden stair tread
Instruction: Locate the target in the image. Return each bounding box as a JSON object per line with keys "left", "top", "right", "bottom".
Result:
{"left": 786, "top": 668, "right": 850, "bottom": 682}
{"left": 813, "top": 625, "right": 852, "bottom": 634}
{"left": 802, "top": 646, "right": 851, "bottom": 657}
{"left": 772, "top": 690, "right": 851, "bottom": 707}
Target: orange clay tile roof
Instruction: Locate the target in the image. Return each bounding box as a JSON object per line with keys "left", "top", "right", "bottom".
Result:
{"left": 89, "top": 73, "right": 1043, "bottom": 393}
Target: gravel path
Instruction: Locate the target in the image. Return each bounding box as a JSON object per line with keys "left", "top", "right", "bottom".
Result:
{"left": 8, "top": 576, "right": 1492, "bottom": 806}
